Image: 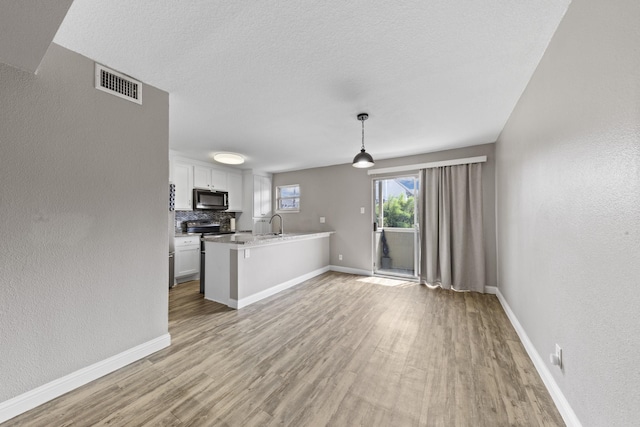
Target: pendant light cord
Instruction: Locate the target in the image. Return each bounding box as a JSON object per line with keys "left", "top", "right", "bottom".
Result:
{"left": 361, "top": 118, "right": 366, "bottom": 151}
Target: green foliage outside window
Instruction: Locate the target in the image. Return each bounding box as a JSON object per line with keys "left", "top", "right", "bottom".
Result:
{"left": 383, "top": 194, "right": 414, "bottom": 228}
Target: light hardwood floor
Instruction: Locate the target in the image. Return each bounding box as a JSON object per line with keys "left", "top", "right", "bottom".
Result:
{"left": 4, "top": 272, "right": 564, "bottom": 426}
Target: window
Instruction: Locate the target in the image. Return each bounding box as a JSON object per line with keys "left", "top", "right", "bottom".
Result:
{"left": 276, "top": 184, "right": 300, "bottom": 212}
{"left": 374, "top": 175, "right": 418, "bottom": 228}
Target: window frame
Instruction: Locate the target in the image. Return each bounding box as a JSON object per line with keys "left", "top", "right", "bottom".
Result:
{"left": 276, "top": 184, "right": 300, "bottom": 213}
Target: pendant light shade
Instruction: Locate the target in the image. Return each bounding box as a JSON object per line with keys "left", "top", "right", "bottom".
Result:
{"left": 352, "top": 113, "right": 374, "bottom": 168}
{"left": 353, "top": 149, "right": 375, "bottom": 168}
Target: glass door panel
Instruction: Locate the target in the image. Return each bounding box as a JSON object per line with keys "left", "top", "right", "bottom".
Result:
{"left": 373, "top": 175, "right": 419, "bottom": 279}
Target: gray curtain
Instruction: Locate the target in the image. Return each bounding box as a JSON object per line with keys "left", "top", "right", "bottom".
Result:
{"left": 419, "top": 163, "right": 485, "bottom": 292}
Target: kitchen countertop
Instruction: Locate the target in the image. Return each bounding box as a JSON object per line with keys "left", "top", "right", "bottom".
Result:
{"left": 175, "top": 231, "right": 234, "bottom": 237}
{"left": 202, "top": 231, "right": 333, "bottom": 248}
{"left": 174, "top": 232, "right": 201, "bottom": 237}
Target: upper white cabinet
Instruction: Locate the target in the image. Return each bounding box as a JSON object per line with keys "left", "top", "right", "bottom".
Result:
{"left": 238, "top": 170, "right": 273, "bottom": 231}
{"left": 170, "top": 153, "right": 243, "bottom": 211}
{"left": 173, "top": 162, "right": 194, "bottom": 210}
{"left": 194, "top": 165, "right": 228, "bottom": 190}
{"left": 253, "top": 175, "right": 272, "bottom": 217}
{"left": 227, "top": 172, "right": 243, "bottom": 211}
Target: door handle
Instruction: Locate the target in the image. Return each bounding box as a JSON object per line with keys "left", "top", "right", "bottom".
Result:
{"left": 373, "top": 222, "right": 377, "bottom": 232}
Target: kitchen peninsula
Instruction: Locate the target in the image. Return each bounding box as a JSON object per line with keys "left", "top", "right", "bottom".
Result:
{"left": 203, "top": 232, "right": 333, "bottom": 308}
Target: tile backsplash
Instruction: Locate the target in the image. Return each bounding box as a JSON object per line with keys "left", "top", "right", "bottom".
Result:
{"left": 175, "top": 210, "right": 236, "bottom": 233}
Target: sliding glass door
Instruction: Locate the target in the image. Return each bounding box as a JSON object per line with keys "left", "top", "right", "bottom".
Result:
{"left": 372, "top": 174, "right": 419, "bottom": 279}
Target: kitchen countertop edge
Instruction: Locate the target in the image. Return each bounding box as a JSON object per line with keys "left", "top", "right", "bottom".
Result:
{"left": 202, "top": 231, "right": 334, "bottom": 248}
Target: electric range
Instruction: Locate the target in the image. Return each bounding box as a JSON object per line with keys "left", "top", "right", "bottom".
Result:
{"left": 185, "top": 221, "right": 234, "bottom": 293}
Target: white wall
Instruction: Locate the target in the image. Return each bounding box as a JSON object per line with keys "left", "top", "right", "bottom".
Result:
{"left": 0, "top": 44, "right": 169, "bottom": 402}
{"left": 273, "top": 143, "right": 496, "bottom": 286}
{"left": 495, "top": 0, "right": 640, "bottom": 425}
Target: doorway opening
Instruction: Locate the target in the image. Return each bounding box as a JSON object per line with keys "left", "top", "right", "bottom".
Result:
{"left": 372, "top": 174, "right": 419, "bottom": 279}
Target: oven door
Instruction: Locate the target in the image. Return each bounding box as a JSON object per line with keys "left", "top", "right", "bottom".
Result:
{"left": 199, "top": 238, "right": 206, "bottom": 294}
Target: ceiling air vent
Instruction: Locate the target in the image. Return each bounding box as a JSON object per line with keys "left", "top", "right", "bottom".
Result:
{"left": 94, "top": 63, "right": 142, "bottom": 104}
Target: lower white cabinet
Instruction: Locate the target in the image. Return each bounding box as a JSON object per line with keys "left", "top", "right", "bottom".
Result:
{"left": 175, "top": 236, "right": 200, "bottom": 278}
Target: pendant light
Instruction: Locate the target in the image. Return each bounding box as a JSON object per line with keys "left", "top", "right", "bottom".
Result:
{"left": 352, "top": 113, "right": 375, "bottom": 168}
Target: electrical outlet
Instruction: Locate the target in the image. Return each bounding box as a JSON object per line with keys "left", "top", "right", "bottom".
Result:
{"left": 245, "top": 249, "right": 250, "bottom": 259}
{"left": 320, "top": 217, "right": 325, "bottom": 223}
{"left": 556, "top": 344, "right": 562, "bottom": 368}
{"left": 550, "top": 344, "right": 562, "bottom": 368}
{"left": 338, "top": 254, "right": 343, "bottom": 261}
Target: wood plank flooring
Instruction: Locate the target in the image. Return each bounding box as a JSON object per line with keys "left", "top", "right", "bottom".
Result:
{"left": 4, "top": 272, "right": 564, "bottom": 426}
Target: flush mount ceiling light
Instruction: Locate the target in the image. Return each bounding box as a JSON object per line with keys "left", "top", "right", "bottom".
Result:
{"left": 352, "top": 113, "right": 375, "bottom": 168}
{"left": 213, "top": 152, "right": 245, "bottom": 165}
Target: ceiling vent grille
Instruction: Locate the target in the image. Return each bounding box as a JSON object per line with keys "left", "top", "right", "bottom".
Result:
{"left": 94, "top": 63, "right": 142, "bottom": 104}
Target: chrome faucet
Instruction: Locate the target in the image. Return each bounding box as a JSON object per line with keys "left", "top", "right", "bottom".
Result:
{"left": 269, "top": 214, "right": 283, "bottom": 235}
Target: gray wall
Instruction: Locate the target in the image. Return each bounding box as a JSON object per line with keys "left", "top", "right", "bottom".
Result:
{"left": 495, "top": 0, "right": 640, "bottom": 425}
{"left": 273, "top": 143, "right": 496, "bottom": 286}
{"left": 0, "top": 44, "right": 169, "bottom": 401}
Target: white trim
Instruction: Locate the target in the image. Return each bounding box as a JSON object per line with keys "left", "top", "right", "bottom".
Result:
{"left": 484, "top": 285, "right": 498, "bottom": 295}
{"left": 495, "top": 289, "right": 582, "bottom": 427}
{"left": 329, "top": 265, "right": 373, "bottom": 276}
{"left": 0, "top": 333, "right": 171, "bottom": 424}
{"left": 375, "top": 227, "right": 416, "bottom": 234}
{"left": 367, "top": 155, "right": 487, "bottom": 175}
{"left": 229, "top": 266, "right": 331, "bottom": 309}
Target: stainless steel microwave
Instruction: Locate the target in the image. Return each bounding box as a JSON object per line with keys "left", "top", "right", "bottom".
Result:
{"left": 193, "top": 189, "right": 228, "bottom": 210}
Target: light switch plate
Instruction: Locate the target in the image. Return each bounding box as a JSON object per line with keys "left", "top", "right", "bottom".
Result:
{"left": 245, "top": 249, "right": 250, "bottom": 258}
{"left": 320, "top": 217, "right": 325, "bottom": 223}
{"left": 360, "top": 207, "right": 365, "bottom": 214}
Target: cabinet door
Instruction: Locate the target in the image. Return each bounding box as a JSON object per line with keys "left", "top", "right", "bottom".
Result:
{"left": 253, "top": 175, "right": 272, "bottom": 217}
{"left": 173, "top": 163, "right": 193, "bottom": 210}
{"left": 210, "top": 169, "right": 227, "bottom": 190}
{"left": 176, "top": 245, "right": 200, "bottom": 277}
{"left": 227, "top": 172, "right": 243, "bottom": 211}
{"left": 260, "top": 176, "right": 272, "bottom": 217}
{"left": 253, "top": 176, "right": 263, "bottom": 217}
{"left": 193, "top": 166, "right": 211, "bottom": 189}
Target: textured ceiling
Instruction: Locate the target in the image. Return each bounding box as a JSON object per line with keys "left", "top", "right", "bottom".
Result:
{"left": 54, "top": 0, "right": 571, "bottom": 172}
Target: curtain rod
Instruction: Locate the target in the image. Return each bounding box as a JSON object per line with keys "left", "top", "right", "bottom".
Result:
{"left": 367, "top": 155, "right": 487, "bottom": 176}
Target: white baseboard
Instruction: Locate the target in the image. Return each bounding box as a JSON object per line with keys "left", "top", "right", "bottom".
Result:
{"left": 0, "top": 333, "right": 171, "bottom": 424}
{"left": 495, "top": 289, "right": 582, "bottom": 427}
{"left": 485, "top": 285, "right": 498, "bottom": 295}
{"left": 230, "top": 266, "right": 331, "bottom": 309}
{"left": 329, "top": 265, "right": 373, "bottom": 276}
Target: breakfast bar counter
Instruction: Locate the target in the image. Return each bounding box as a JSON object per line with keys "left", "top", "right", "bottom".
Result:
{"left": 203, "top": 232, "right": 332, "bottom": 308}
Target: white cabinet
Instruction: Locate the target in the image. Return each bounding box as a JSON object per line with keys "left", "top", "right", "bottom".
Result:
{"left": 253, "top": 175, "right": 272, "bottom": 217}
{"left": 227, "top": 172, "right": 243, "bottom": 211}
{"left": 211, "top": 169, "right": 227, "bottom": 190}
{"left": 193, "top": 166, "right": 210, "bottom": 189}
{"left": 175, "top": 236, "right": 200, "bottom": 278}
{"left": 238, "top": 171, "right": 273, "bottom": 230}
{"left": 171, "top": 154, "right": 243, "bottom": 211}
{"left": 194, "top": 165, "right": 228, "bottom": 190}
{"left": 173, "top": 162, "right": 193, "bottom": 211}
